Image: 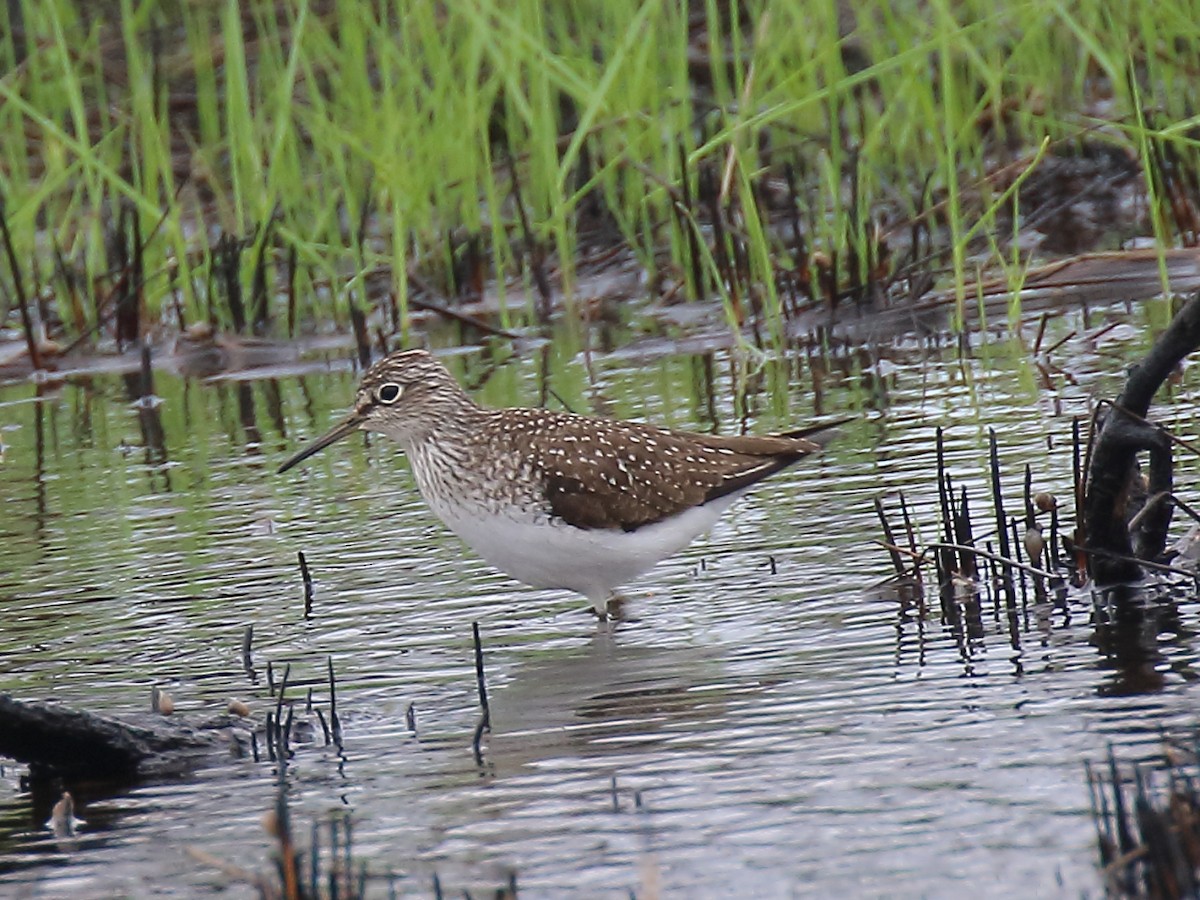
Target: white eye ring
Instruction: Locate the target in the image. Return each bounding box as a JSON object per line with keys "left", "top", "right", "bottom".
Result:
{"left": 377, "top": 382, "right": 403, "bottom": 404}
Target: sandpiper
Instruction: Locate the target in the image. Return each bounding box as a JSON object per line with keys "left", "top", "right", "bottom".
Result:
{"left": 279, "top": 349, "right": 840, "bottom": 616}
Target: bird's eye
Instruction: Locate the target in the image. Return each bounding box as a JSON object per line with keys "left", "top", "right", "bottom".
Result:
{"left": 377, "top": 382, "right": 403, "bottom": 404}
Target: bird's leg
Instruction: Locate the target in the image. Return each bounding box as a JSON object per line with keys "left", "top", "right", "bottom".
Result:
{"left": 605, "top": 594, "right": 629, "bottom": 621}
{"left": 586, "top": 593, "right": 627, "bottom": 622}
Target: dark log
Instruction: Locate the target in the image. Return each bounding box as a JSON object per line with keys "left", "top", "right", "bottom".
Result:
{"left": 1084, "top": 293, "right": 1200, "bottom": 584}
{"left": 0, "top": 693, "right": 236, "bottom": 780}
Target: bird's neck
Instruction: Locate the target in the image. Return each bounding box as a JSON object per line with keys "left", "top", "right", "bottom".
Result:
{"left": 397, "top": 393, "right": 489, "bottom": 453}
{"left": 404, "top": 406, "right": 500, "bottom": 511}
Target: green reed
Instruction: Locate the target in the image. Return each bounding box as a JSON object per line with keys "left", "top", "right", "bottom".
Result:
{"left": 0, "top": 0, "right": 1199, "bottom": 346}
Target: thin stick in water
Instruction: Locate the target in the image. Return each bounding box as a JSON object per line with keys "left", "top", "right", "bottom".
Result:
{"left": 275, "top": 663, "right": 291, "bottom": 752}
{"left": 988, "top": 429, "right": 1015, "bottom": 607}
{"left": 472, "top": 621, "right": 491, "bottom": 761}
{"left": 315, "top": 708, "right": 330, "bottom": 745}
{"left": 242, "top": 624, "right": 254, "bottom": 673}
{"left": 874, "top": 497, "right": 906, "bottom": 576}
{"left": 282, "top": 705, "right": 294, "bottom": 760}
{"left": 327, "top": 656, "right": 342, "bottom": 745}
{"left": 298, "top": 550, "right": 313, "bottom": 615}
{"left": 934, "top": 427, "right": 955, "bottom": 580}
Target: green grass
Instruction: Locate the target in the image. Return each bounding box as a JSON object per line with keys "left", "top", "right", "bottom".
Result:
{"left": 2, "top": 0, "right": 1200, "bottom": 346}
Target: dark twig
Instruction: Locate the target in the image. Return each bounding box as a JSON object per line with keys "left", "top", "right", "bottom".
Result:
{"left": 286, "top": 244, "right": 298, "bottom": 339}
{"left": 215, "top": 231, "right": 246, "bottom": 334}
{"left": 116, "top": 200, "right": 144, "bottom": 348}
{"left": 275, "top": 663, "right": 291, "bottom": 755}
{"left": 282, "top": 705, "right": 294, "bottom": 760}
{"left": 471, "top": 622, "right": 490, "bottom": 762}
{"left": 1105, "top": 399, "right": 1200, "bottom": 460}
{"left": 250, "top": 215, "right": 276, "bottom": 334}
{"left": 274, "top": 767, "right": 302, "bottom": 898}
{"left": 989, "top": 430, "right": 1015, "bottom": 605}
{"left": 0, "top": 193, "right": 41, "bottom": 370}
{"left": 405, "top": 271, "right": 521, "bottom": 339}
{"left": 918, "top": 542, "right": 1057, "bottom": 579}
{"left": 507, "top": 153, "right": 553, "bottom": 321}
{"left": 298, "top": 550, "right": 313, "bottom": 616}
{"left": 139, "top": 343, "right": 154, "bottom": 400}
{"left": 1084, "top": 293, "right": 1200, "bottom": 582}
{"left": 57, "top": 182, "right": 187, "bottom": 357}
{"left": 934, "top": 427, "right": 956, "bottom": 580}
{"left": 242, "top": 625, "right": 254, "bottom": 673}
{"left": 874, "top": 497, "right": 906, "bottom": 576}
{"left": 355, "top": 171, "right": 375, "bottom": 266}
{"left": 348, "top": 301, "right": 371, "bottom": 369}
{"left": 327, "top": 656, "right": 341, "bottom": 745}
{"left": 1073, "top": 544, "right": 1200, "bottom": 579}
{"left": 1071, "top": 417, "right": 1087, "bottom": 579}
{"left": 315, "top": 708, "right": 330, "bottom": 745}
{"left": 677, "top": 142, "right": 706, "bottom": 301}
{"left": 954, "top": 485, "right": 977, "bottom": 579}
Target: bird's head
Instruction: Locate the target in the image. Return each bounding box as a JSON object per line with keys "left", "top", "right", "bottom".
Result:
{"left": 277, "top": 349, "right": 471, "bottom": 472}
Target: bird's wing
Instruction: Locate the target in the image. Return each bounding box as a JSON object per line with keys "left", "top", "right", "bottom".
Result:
{"left": 525, "top": 417, "right": 823, "bottom": 532}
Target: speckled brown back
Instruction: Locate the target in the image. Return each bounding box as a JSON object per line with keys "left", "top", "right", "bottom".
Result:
{"left": 475, "top": 409, "right": 824, "bottom": 532}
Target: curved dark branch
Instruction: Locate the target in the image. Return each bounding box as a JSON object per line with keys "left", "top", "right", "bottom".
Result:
{"left": 1084, "top": 293, "right": 1200, "bottom": 584}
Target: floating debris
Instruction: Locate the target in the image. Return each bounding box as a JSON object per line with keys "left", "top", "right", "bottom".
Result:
{"left": 1035, "top": 491, "right": 1058, "bottom": 512}
{"left": 151, "top": 686, "right": 174, "bottom": 716}
{"left": 227, "top": 699, "right": 251, "bottom": 718}
{"left": 46, "top": 791, "right": 83, "bottom": 838}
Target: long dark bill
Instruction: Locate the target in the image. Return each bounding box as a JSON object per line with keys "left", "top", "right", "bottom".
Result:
{"left": 277, "top": 410, "right": 366, "bottom": 474}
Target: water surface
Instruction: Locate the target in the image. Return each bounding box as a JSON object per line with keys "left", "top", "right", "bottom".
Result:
{"left": 2, "top": 311, "right": 1199, "bottom": 897}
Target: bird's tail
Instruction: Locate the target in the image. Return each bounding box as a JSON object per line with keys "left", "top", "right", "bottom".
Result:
{"left": 780, "top": 416, "right": 853, "bottom": 446}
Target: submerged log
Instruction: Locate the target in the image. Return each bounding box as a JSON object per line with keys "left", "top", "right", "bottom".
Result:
{"left": 1084, "top": 293, "right": 1200, "bottom": 584}
{"left": 0, "top": 693, "right": 238, "bottom": 780}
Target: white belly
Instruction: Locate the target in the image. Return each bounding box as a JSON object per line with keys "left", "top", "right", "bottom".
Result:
{"left": 434, "top": 494, "right": 740, "bottom": 606}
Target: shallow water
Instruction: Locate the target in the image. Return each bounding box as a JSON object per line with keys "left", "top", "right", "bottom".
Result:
{"left": 2, "top": 309, "right": 1200, "bottom": 897}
